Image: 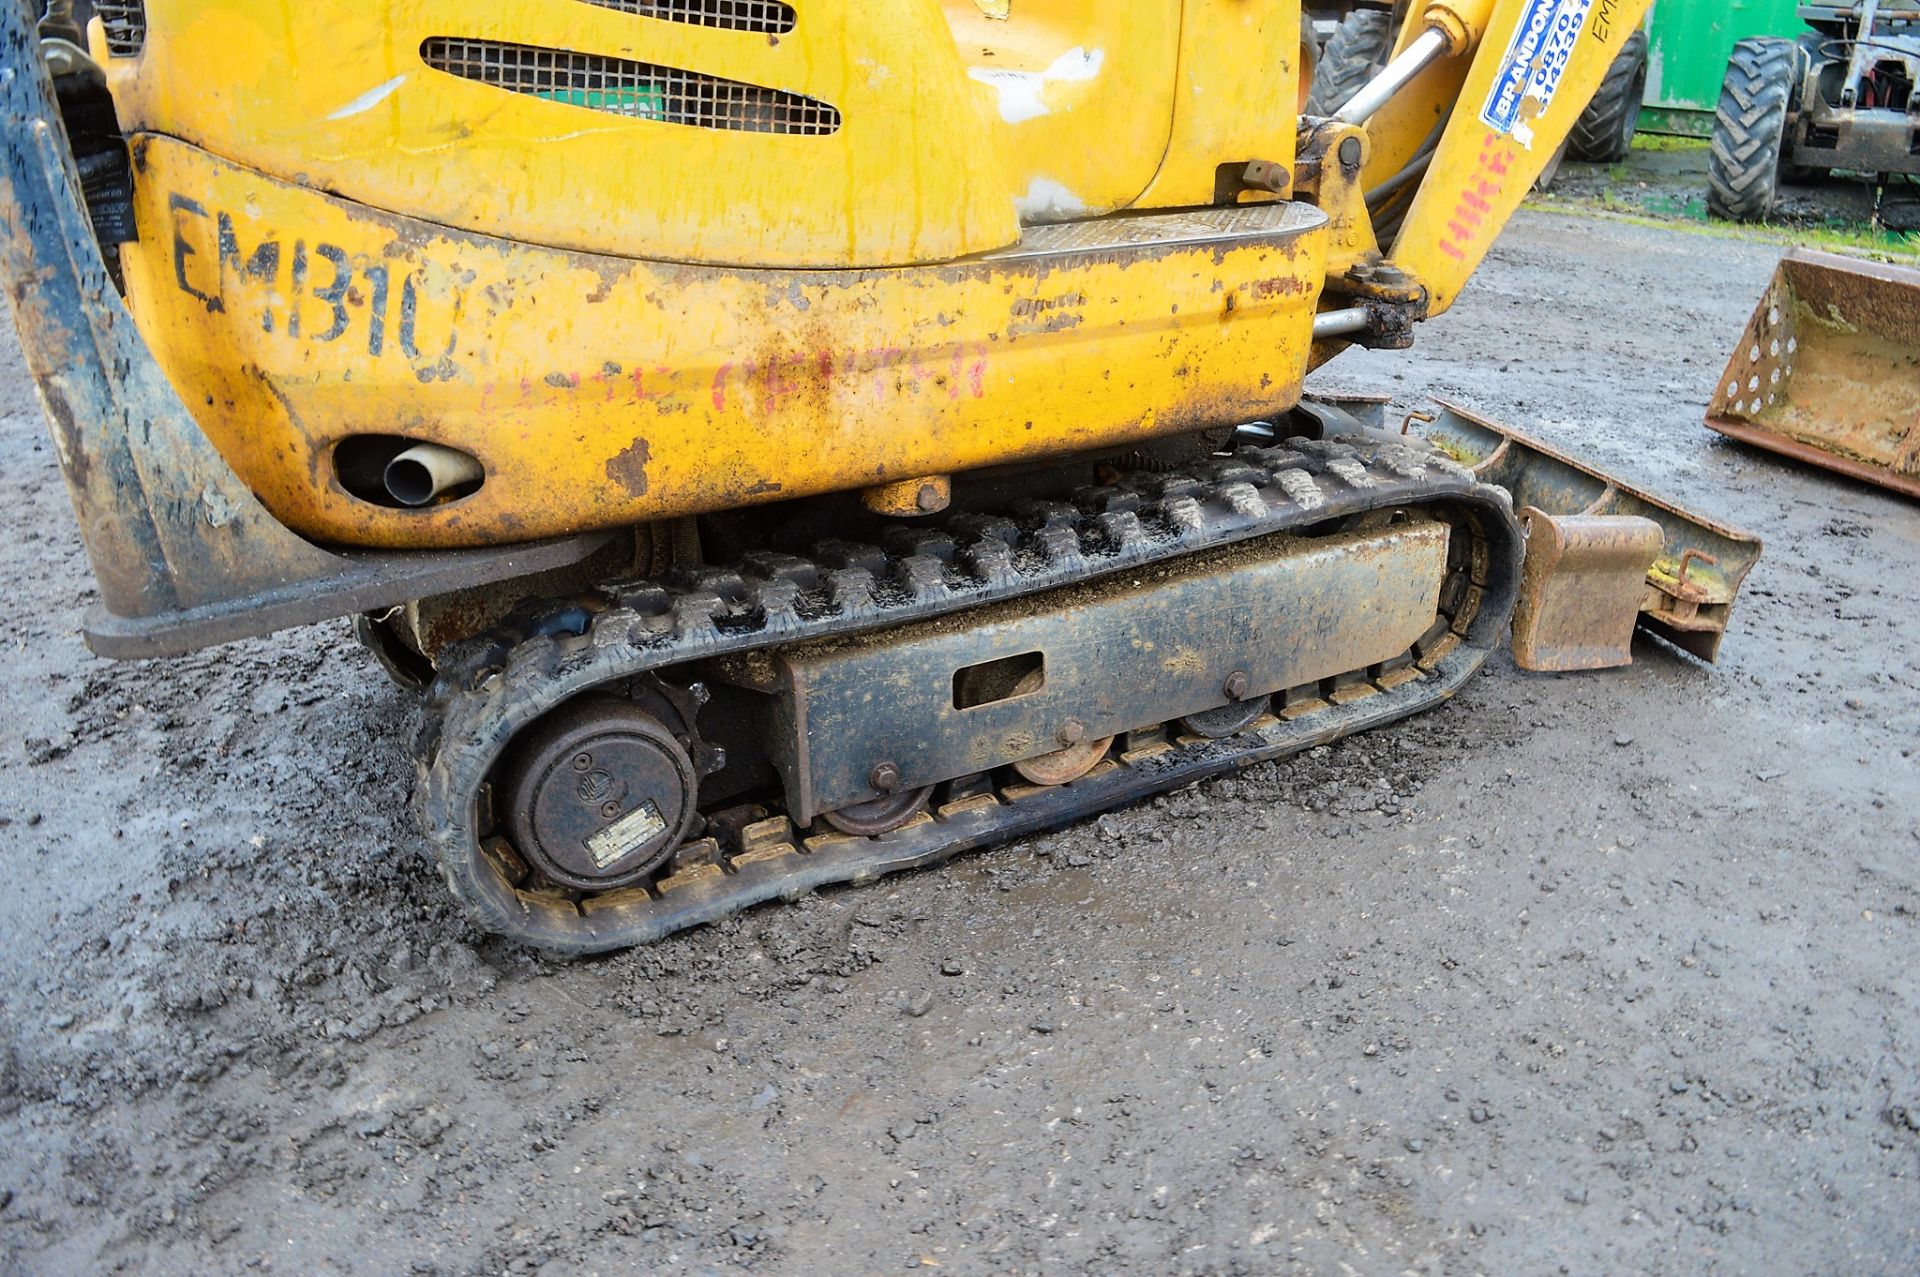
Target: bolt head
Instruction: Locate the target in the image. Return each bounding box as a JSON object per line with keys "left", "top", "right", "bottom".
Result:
{"left": 1338, "top": 136, "right": 1363, "bottom": 169}
{"left": 916, "top": 484, "right": 944, "bottom": 512}
{"left": 599, "top": 801, "right": 620, "bottom": 819}
{"left": 1057, "top": 719, "right": 1087, "bottom": 746}
{"left": 870, "top": 761, "right": 901, "bottom": 792}
{"left": 1224, "top": 670, "right": 1251, "bottom": 700}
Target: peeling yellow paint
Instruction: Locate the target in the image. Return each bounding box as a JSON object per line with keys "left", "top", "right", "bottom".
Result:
{"left": 120, "top": 138, "right": 1330, "bottom": 548}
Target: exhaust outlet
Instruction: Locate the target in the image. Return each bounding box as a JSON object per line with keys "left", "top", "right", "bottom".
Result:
{"left": 383, "top": 443, "right": 484, "bottom": 507}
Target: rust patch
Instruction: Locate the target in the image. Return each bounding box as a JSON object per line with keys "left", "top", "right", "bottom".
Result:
{"left": 1706, "top": 252, "right": 1920, "bottom": 495}
{"left": 606, "top": 437, "right": 651, "bottom": 497}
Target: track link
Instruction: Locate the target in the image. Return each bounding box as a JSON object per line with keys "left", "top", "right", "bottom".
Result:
{"left": 415, "top": 435, "right": 1524, "bottom": 954}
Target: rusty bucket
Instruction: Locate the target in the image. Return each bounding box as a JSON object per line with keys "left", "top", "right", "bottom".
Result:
{"left": 1707, "top": 250, "right": 1920, "bottom": 499}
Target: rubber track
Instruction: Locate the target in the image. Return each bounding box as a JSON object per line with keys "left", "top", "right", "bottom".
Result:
{"left": 1568, "top": 30, "right": 1648, "bottom": 164}
{"left": 1306, "top": 9, "right": 1394, "bottom": 116}
{"left": 1708, "top": 37, "right": 1797, "bottom": 222}
{"left": 415, "top": 436, "right": 1523, "bottom": 954}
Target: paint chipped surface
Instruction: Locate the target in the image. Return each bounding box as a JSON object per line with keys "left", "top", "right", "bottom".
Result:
{"left": 967, "top": 47, "right": 1105, "bottom": 124}
{"left": 325, "top": 75, "right": 406, "bottom": 121}
{"left": 1013, "top": 177, "right": 1088, "bottom": 224}
{"left": 606, "top": 437, "right": 652, "bottom": 496}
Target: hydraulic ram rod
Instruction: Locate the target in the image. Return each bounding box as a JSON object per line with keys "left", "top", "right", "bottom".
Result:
{"left": 1331, "top": 0, "right": 1498, "bottom": 125}
{"left": 1335, "top": 27, "right": 1453, "bottom": 124}
{"left": 1312, "top": 307, "right": 1373, "bottom": 340}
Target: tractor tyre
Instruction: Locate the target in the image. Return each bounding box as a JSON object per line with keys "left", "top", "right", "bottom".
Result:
{"left": 1306, "top": 8, "right": 1395, "bottom": 116}
{"left": 1708, "top": 37, "right": 1799, "bottom": 222}
{"left": 1568, "top": 29, "right": 1649, "bottom": 162}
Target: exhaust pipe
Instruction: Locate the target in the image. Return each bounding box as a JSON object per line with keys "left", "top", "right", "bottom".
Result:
{"left": 383, "top": 443, "right": 484, "bottom": 507}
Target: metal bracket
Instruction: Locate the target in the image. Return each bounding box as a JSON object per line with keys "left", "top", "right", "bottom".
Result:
{"left": 1238, "top": 159, "right": 1292, "bottom": 195}
{"left": 1419, "top": 402, "right": 1764, "bottom": 665}
{"left": 1510, "top": 508, "right": 1663, "bottom": 671}
{"left": 1297, "top": 117, "right": 1432, "bottom": 357}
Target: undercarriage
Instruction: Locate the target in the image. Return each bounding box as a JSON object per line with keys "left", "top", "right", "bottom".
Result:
{"left": 3, "top": 0, "right": 1779, "bottom": 955}
{"left": 404, "top": 425, "right": 1522, "bottom": 952}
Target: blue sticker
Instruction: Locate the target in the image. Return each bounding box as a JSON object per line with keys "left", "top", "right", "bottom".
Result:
{"left": 1481, "top": 0, "right": 1597, "bottom": 143}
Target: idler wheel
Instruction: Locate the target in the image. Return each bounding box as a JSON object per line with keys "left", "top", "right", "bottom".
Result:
{"left": 495, "top": 697, "right": 700, "bottom": 891}
{"left": 1009, "top": 670, "right": 1114, "bottom": 787}
{"left": 822, "top": 786, "right": 934, "bottom": 837}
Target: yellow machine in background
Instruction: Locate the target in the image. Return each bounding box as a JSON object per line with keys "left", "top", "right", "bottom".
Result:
{"left": 7, "top": 0, "right": 1727, "bottom": 953}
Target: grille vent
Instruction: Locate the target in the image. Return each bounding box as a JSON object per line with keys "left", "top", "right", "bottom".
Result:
{"left": 94, "top": 0, "right": 147, "bottom": 56}
{"left": 576, "top": 0, "right": 797, "bottom": 34}
{"left": 420, "top": 37, "right": 841, "bottom": 135}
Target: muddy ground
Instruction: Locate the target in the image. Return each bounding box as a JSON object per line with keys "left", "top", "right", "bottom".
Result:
{"left": 1538, "top": 140, "right": 1918, "bottom": 234}
{"left": 1, "top": 211, "right": 1917, "bottom": 1276}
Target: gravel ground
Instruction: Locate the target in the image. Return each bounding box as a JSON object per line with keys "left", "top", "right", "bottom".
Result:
{"left": 1536, "top": 141, "right": 1917, "bottom": 232}
{"left": 1, "top": 210, "right": 1916, "bottom": 1276}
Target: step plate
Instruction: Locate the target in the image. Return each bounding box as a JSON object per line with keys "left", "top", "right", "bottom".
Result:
{"left": 987, "top": 202, "right": 1328, "bottom": 261}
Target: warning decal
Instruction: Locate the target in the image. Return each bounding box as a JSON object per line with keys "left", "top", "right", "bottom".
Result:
{"left": 1480, "top": 0, "right": 1597, "bottom": 147}
{"left": 586, "top": 800, "right": 667, "bottom": 869}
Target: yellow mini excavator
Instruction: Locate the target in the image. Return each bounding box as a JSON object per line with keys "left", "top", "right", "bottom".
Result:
{"left": 4, "top": 0, "right": 1761, "bottom": 952}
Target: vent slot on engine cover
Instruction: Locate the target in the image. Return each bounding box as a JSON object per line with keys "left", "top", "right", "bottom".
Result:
{"left": 94, "top": 0, "right": 147, "bottom": 56}
{"left": 575, "top": 0, "right": 798, "bottom": 34}
{"left": 420, "top": 37, "right": 841, "bottom": 135}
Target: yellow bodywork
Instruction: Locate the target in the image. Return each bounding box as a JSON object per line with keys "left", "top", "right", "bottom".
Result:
{"left": 101, "top": 0, "right": 1300, "bottom": 268}
{"left": 92, "top": 0, "right": 1649, "bottom": 549}
{"left": 122, "top": 136, "right": 1328, "bottom": 547}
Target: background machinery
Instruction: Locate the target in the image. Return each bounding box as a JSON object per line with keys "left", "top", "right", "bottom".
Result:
{"left": 1708, "top": 1, "right": 1920, "bottom": 222}
{"left": 5, "top": 0, "right": 1761, "bottom": 953}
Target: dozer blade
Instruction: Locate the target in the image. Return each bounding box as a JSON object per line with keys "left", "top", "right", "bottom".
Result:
{"left": 1419, "top": 403, "right": 1763, "bottom": 667}
{"left": 1706, "top": 250, "right": 1920, "bottom": 499}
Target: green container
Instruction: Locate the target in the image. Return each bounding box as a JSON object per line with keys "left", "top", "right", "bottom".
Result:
{"left": 1640, "top": 0, "right": 1808, "bottom": 134}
